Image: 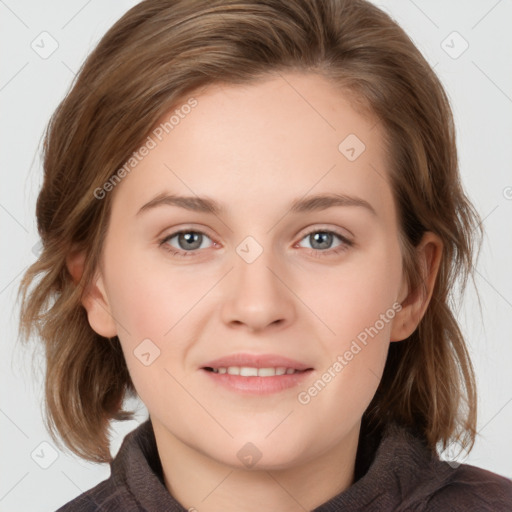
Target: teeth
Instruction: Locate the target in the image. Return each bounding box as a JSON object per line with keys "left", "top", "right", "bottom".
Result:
{"left": 211, "top": 366, "right": 300, "bottom": 377}
{"left": 258, "top": 367, "right": 276, "bottom": 377}
{"left": 240, "top": 367, "right": 258, "bottom": 377}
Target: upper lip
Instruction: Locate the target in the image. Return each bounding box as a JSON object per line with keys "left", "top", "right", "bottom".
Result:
{"left": 202, "top": 353, "right": 312, "bottom": 371}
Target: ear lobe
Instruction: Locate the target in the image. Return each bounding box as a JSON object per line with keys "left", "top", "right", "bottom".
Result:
{"left": 390, "top": 232, "right": 443, "bottom": 342}
{"left": 66, "top": 250, "right": 118, "bottom": 338}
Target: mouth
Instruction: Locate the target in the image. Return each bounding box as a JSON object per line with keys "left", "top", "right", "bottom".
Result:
{"left": 203, "top": 366, "right": 308, "bottom": 377}
{"left": 200, "top": 354, "right": 314, "bottom": 394}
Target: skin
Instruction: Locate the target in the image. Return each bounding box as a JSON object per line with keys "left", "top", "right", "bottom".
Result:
{"left": 69, "top": 72, "right": 442, "bottom": 511}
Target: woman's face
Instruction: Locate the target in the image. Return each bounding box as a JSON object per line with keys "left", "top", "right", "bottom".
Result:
{"left": 89, "top": 72, "right": 411, "bottom": 469}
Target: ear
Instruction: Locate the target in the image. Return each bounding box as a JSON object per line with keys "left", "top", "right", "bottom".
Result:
{"left": 66, "top": 249, "right": 118, "bottom": 338}
{"left": 390, "top": 232, "right": 443, "bottom": 342}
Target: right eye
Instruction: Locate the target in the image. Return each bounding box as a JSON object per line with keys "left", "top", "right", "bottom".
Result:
{"left": 159, "top": 230, "right": 216, "bottom": 257}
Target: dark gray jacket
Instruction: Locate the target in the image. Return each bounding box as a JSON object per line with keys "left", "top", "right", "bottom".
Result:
{"left": 57, "top": 419, "right": 512, "bottom": 511}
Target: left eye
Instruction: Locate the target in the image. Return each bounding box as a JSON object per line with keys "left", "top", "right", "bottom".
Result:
{"left": 297, "top": 230, "right": 351, "bottom": 251}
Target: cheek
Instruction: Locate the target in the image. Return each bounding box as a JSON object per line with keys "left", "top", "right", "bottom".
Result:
{"left": 297, "top": 240, "right": 402, "bottom": 403}
{"left": 301, "top": 238, "right": 403, "bottom": 347}
{"left": 101, "top": 246, "right": 221, "bottom": 390}
{"left": 103, "top": 245, "right": 207, "bottom": 340}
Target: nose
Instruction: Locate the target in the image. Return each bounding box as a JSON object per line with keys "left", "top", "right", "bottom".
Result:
{"left": 220, "top": 248, "right": 296, "bottom": 333}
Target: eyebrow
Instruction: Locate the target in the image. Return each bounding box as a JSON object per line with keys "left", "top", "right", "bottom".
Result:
{"left": 136, "top": 192, "right": 377, "bottom": 217}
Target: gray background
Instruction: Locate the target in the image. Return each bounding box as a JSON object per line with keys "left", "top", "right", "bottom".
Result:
{"left": 1, "top": 0, "right": 511, "bottom": 510}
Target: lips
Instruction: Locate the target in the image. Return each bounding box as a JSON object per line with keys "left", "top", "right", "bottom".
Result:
{"left": 201, "top": 353, "right": 312, "bottom": 372}
{"left": 208, "top": 367, "right": 301, "bottom": 377}
{"left": 201, "top": 353, "right": 313, "bottom": 394}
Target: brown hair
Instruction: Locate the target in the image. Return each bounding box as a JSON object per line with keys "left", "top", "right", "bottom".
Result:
{"left": 17, "top": 0, "right": 482, "bottom": 462}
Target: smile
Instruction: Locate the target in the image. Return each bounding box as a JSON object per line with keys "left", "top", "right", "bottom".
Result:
{"left": 206, "top": 366, "right": 305, "bottom": 377}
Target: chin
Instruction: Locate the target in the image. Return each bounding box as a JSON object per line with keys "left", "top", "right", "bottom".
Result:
{"left": 200, "top": 432, "right": 314, "bottom": 472}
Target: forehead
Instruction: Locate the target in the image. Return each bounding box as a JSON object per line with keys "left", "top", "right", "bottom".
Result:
{"left": 111, "top": 72, "right": 394, "bottom": 224}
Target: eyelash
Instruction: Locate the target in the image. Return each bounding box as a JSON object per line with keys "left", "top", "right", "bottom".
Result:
{"left": 158, "top": 228, "right": 353, "bottom": 259}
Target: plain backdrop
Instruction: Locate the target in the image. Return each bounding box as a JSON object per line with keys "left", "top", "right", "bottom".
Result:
{"left": 1, "top": 1, "right": 511, "bottom": 510}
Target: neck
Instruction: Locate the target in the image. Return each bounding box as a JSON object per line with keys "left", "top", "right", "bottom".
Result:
{"left": 152, "top": 420, "right": 361, "bottom": 512}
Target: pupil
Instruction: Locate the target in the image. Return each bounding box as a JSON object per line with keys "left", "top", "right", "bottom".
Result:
{"left": 179, "top": 232, "right": 202, "bottom": 250}
{"left": 311, "top": 232, "right": 332, "bottom": 250}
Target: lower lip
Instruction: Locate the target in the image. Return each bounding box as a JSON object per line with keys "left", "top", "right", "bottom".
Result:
{"left": 201, "top": 369, "right": 313, "bottom": 395}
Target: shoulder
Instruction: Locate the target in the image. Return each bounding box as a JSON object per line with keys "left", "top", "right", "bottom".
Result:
{"left": 55, "top": 477, "right": 139, "bottom": 512}
{"left": 55, "top": 420, "right": 167, "bottom": 512}
{"left": 424, "top": 462, "right": 512, "bottom": 512}
{"left": 376, "top": 422, "right": 512, "bottom": 512}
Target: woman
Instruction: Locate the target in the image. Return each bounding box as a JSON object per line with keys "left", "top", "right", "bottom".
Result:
{"left": 18, "top": 0, "right": 512, "bottom": 510}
